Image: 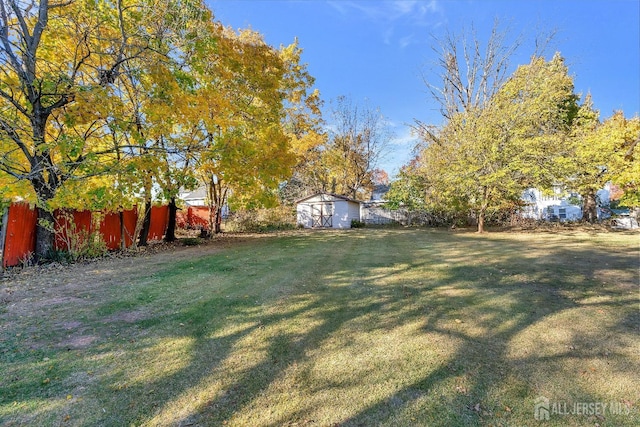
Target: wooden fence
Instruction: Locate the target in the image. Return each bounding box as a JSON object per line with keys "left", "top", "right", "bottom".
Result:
{"left": 0, "top": 203, "right": 169, "bottom": 268}
{"left": 176, "top": 206, "right": 211, "bottom": 230}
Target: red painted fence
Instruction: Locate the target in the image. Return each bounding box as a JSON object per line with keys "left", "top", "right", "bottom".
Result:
{"left": 176, "top": 206, "right": 211, "bottom": 230}
{"left": 1, "top": 203, "right": 169, "bottom": 268}
{"left": 54, "top": 209, "right": 93, "bottom": 251}
{"left": 1, "top": 203, "right": 38, "bottom": 268}
{"left": 100, "top": 209, "right": 138, "bottom": 250}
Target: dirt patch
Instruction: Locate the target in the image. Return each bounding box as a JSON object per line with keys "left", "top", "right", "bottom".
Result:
{"left": 0, "top": 234, "right": 258, "bottom": 345}
{"left": 103, "top": 310, "right": 150, "bottom": 324}
{"left": 57, "top": 334, "right": 99, "bottom": 350}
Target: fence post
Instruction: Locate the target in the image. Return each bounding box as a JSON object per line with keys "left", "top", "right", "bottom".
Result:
{"left": 0, "top": 206, "right": 8, "bottom": 269}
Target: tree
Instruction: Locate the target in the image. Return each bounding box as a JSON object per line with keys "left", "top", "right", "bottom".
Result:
{"left": 557, "top": 95, "right": 603, "bottom": 222}
{"left": 0, "top": 0, "right": 175, "bottom": 257}
{"left": 321, "top": 96, "right": 390, "bottom": 200}
{"left": 414, "top": 53, "right": 579, "bottom": 232}
{"left": 386, "top": 160, "right": 427, "bottom": 211}
{"left": 194, "top": 28, "right": 314, "bottom": 233}
{"left": 420, "top": 20, "right": 522, "bottom": 124}
{"left": 604, "top": 113, "right": 640, "bottom": 208}
{"left": 278, "top": 46, "right": 326, "bottom": 203}
{"left": 564, "top": 107, "right": 640, "bottom": 221}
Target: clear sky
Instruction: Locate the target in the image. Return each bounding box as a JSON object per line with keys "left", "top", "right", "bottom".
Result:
{"left": 208, "top": 0, "right": 640, "bottom": 176}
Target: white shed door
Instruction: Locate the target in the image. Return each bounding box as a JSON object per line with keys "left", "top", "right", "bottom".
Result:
{"left": 311, "top": 203, "right": 333, "bottom": 227}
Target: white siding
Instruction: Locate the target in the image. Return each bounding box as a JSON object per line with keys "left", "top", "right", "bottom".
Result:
{"left": 296, "top": 194, "right": 361, "bottom": 229}
{"left": 333, "top": 201, "right": 349, "bottom": 228}
{"left": 347, "top": 201, "right": 361, "bottom": 223}
{"left": 296, "top": 203, "right": 313, "bottom": 228}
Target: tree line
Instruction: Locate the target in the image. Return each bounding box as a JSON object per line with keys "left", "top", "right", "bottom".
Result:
{"left": 0, "top": 0, "right": 389, "bottom": 258}
{"left": 1, "top": 3, "right": 637, "bottom": 260}
{"left": 387, "top": 24, "right": 639, "bottom": 232}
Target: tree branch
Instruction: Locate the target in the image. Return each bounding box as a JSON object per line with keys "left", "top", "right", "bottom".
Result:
{"left": 0, "top": 116, "right": 33, "bottom": 163}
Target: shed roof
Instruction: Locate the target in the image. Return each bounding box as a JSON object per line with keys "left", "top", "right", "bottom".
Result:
{"left": 295, "top": 192, "right": 362, "bottom": 204}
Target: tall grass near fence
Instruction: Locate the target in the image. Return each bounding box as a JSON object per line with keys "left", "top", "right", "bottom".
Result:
{"left": 0, "top": 203, "right": 169, "bottom": 267}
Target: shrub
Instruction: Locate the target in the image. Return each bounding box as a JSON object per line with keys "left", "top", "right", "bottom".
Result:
{"left": 225, "top": 206, "right": 297, "bottom": 233}
{"left": 52, "top": 212, "right": 108, "bottom": 262}
{"left": 350, "top": 219, "right": 365, "bottom": 228}
{"left": 181, "top": 237, "right": 203, "bottom": 246}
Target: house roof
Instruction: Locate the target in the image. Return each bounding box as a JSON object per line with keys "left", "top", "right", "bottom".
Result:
{"left": 295, "top": 192, "right": 362, "bottom": 204}
{"left": 179, "top": 186, "right": 207, "bottom": 201}
{"left": 370, "top": 184, "right": 390, "bottom": 201}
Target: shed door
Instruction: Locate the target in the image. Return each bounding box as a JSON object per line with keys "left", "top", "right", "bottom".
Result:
{"left": 311, "top": 203, "right": 332, "bottom": 227}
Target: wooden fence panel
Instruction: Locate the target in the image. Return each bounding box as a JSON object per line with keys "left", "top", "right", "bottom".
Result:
{"left": 186, "top": 206, "right": 211, "bottom": 229}
{"left": 122, "top": 209, "right": 137, "bottom": 248}
{"left": 54, "top": 209, "right": 93, "bottom": 251}
{"left": 1, "top": 203, "right": 170, "bottom": 267}
{"left": 100, "top": 209, "right": 137, "bottom": 250}
{"left": 148, "top": 205, "right": 169, "bottom": 240}
{"left": 2, "top": 203, "right": 38, "bottom": 268}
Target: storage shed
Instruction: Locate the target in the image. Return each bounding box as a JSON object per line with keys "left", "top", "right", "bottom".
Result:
{"left": 296, "top": 193, "right": 361, "bottom": 229}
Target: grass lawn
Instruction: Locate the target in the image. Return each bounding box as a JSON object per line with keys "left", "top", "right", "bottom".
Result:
{"left": 1, "top": 228, "right": 638, "bottom": 426}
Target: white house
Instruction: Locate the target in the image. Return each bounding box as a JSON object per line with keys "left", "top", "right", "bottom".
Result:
{"left": 521, "top": 188, "right": 581, "bottom": 221}
{"left": 521, "top": 184, "right": 614, "bottom": 221}
{"left": 296, "top": 193, "right": 361, "bottom": 229}
{"left": 178, "top": 187, "right": 207, "bottom": 206}
{"left": 177, "top": 185, "right": 229, "bottom": 218}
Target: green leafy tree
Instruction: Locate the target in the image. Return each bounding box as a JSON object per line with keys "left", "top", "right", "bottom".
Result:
{"left": 194, "top": 29, "right": 315, "bottom": 233}
{"left": 415, "top": 54, "right": 579, "bottom": 232}
{"left": 385, "top": 159, "right": 426, "bottom": 210}
{"left": 564, "top": 107, "right": 640, "bottom": 220}
{"left": 604, "top": 113, "right": 640, "bottom": 208}
{"left": 0, "top": 0, "right": 181, "bottom": 257}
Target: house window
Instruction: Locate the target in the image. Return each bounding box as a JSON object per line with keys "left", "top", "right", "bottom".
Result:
{"left": 558, "top": 208, "right": 566, "bottom": 220}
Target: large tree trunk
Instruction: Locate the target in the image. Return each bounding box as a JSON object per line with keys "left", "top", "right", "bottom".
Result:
{"left": 34, "top": 207, "right": 55, "bottom": 261}
{"left": 138, "top": 172, "right": 153, "bottom": 246}
{"left": 206, "top": 177, "right": 215, "bottom": 237}
{"left": 477, "top": 209, "right": 486, "bottom": 233}
{"left": 582, "top": 189, "right": 598, "bottom": 223}
{"left": 164, "top": 197, "right": 177, "bottom": 242}
{"left": 214, "top": 206, "right": 222, "bottom": 234}
{"left": 31, "top": 167, "right": 59, "bottom": 261}
{"left": 138, "top": 200, "right": 152, "bottom": 246}
{"left": 477, "top": 188, "right": 490, "bottom": 233}
{"left": 208, "top": 175, "right": 226, "bottom": 235}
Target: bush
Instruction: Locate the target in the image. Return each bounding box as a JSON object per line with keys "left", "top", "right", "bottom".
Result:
{"left": 52, "top": 213, "right": 108, "bottom": 262}
{"left": 225, "top": 206, "right": 297, "bottom": 233}
{"left": 181, "top": 237, "right": 203, "bottom": 246}
{"left": 350, "top": 219, "right": 365, "bottom": 228}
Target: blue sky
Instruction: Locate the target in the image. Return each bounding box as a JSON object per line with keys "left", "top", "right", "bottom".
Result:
{"left": 208, "top": 0, "right": 640, "bottom": 176}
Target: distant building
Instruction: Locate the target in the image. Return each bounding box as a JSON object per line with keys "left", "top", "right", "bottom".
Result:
{"left": 178, "top": 187, "right": 208, "bottom": 207}
{"left": 177, "top": 186, "right": 229, "bottom": 218}
{"left": 521, "top": 183, "right": 613, "bottom": 221}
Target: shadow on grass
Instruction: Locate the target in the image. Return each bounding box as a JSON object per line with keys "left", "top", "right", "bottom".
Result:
{"left": 1, "top": 229, "right": 638, "bottom": 426}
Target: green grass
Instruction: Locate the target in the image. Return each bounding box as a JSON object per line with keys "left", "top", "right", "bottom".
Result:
{"left": 1, "top": 229, "right": 638, "bottom": 426}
